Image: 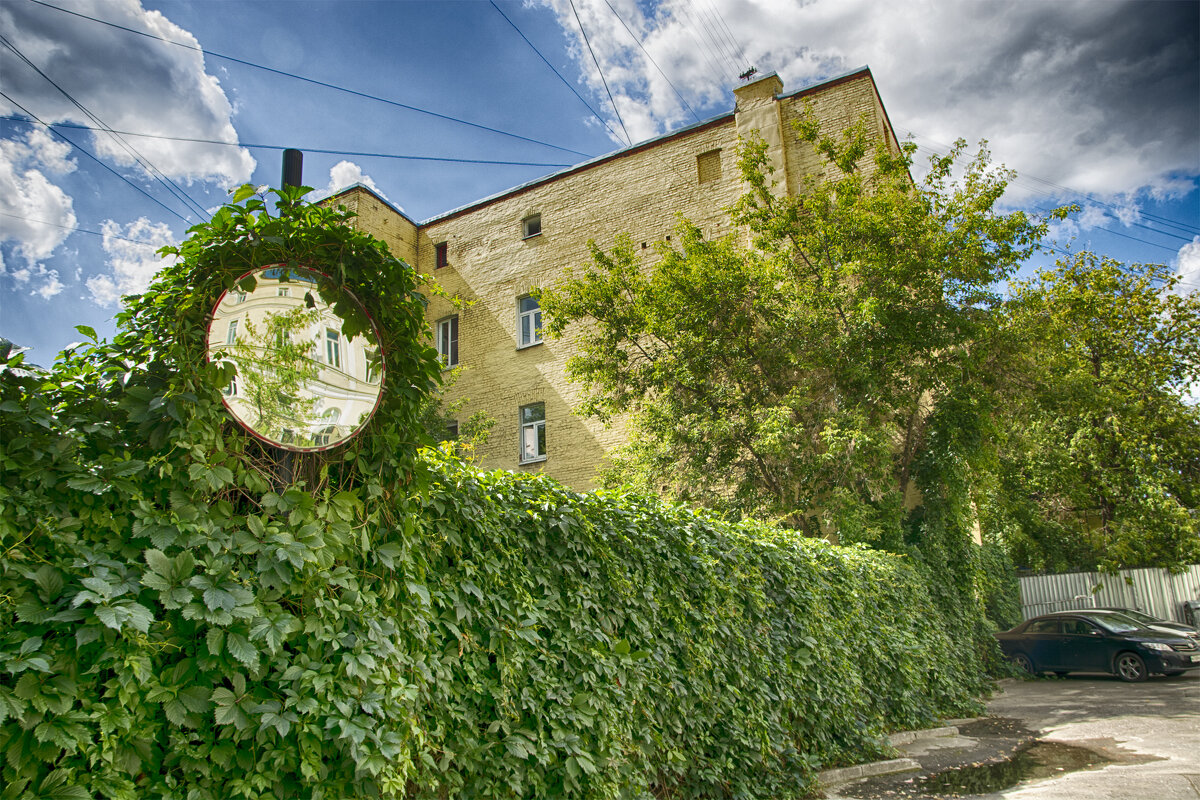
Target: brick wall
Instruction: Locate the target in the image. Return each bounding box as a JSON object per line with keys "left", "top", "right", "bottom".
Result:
{"left": 331, "top": 69, "right": 895, "bottom": 491}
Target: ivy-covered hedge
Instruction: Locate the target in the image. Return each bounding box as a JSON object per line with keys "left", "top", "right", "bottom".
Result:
{"left": 1, "top": 189, "right": 992, "bottom": 799}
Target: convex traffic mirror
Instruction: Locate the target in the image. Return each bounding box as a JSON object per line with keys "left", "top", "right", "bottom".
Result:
{"left": 207, "top": 265, "right": 384, "bottom": 451}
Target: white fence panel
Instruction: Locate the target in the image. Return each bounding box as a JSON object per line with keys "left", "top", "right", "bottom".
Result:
{"left": 1018, "top": 564, "right": 1200, "bottom": 624}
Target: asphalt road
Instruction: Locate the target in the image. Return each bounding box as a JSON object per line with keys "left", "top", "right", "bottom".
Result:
{"left": 828, "top": 672, "right": 1200, "bottom": 799}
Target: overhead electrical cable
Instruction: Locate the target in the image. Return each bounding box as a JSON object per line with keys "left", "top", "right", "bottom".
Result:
{"left": 0, "top": 33, "right": 208, "bottom": 219}
{"left": 487, "top": 1, "right": 626, "bottom": 144}
{"left": 679, "top": 1, "right": 736, "bottom": 83}
{"left": 28, "top": 0, "right": 595, "bottom": 160}
{"left": 569, "top": 0, "right": 632, "bottom": 146}
{"left": 0, "top": 117, "right": 574, "bottom": 167}
{"left": 0, "top": 92, "right": 192, "bottom": 224}
{"left": 599, "top": 0, "right": 701, "bottom": 123}
{"left": 694, "top": 0, "right": 742, "bottom": 76}
{"left": 0, "top": 212, "right": 167, "bottom": 247}
{"left": 908, "top": 140, "right": 1197, "bottom": 254}
{"left": 909, "top": 134, "right": 1199, "bottom": 238}
{"left": 704, "top": 0, "right": 751, "bottom": 72}
{"left": 677, "top": 4, "right": 732, "bottom": 87}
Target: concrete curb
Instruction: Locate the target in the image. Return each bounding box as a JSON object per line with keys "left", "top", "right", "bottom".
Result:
{"left": 817, "top": 757, "right": 922, "bottom": 786}
{"left": 818, "top": 724, "right": 964, "bottom": 787}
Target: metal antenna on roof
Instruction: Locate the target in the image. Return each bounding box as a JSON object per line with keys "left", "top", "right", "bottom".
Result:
{"left": 282, "top": 148, "right": 303, "bottom": 189}
{"left": 739, "top": 66, "right": 758, "bottom": 82}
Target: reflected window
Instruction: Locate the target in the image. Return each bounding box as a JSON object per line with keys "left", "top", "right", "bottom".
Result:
{"left": 226, "top": 319, "right": 238, "bottom": 345}
{"left": 325, "top": 328, "right": 341, "bottom": 369}
{"left": 277, "top": 286, "right": 290, "bottom": 298}
{"left": 314, "top": 408, "right": 341, "bottom": 446}
{"left": 365, "top": 347, "right": 380, "bottom": 384}
{"left": 519, "top": 402, "right": 546, "bottom": 463}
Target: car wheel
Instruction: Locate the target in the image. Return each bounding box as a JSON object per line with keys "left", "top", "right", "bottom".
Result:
{"left": 1115, "top": 652, "right": 1148, "bottom": 682}
{"left": 1012, "top": 652, "right": 1036, "bottom": 675}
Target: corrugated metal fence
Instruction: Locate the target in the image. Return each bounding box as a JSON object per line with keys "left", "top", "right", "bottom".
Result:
{"left": 1018, "top": 565, "right": 1200, "bottom": 624}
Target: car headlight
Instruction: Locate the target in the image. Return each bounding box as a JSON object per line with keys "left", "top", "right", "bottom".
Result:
{"left": 1141, "top": 642, "right": 1172, "bottom": 651}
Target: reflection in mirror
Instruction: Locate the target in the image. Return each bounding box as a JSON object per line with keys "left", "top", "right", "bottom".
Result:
{"left": 207, "top": 266, "right": 384, "bottom": 451}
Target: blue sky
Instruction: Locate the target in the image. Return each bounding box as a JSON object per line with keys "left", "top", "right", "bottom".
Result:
{"left": 2, "top": 0, "right": 1198, "bottom": 365}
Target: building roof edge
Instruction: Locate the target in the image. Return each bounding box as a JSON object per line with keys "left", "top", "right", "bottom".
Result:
{"left": 322, "top": 183, "right": 419, "bottom": 227}
{"left": 421, "top": 65, "right": 882, "bottom": 227}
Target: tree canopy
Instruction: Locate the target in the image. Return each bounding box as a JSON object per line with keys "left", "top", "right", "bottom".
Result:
{"left": 988, "top": 254, "right": 1200, "bottom": 571}
{"left": 541, "top": 111, "right": 1198, "bottom": 572}
{"left": 541, "top": 113, "right": 1055, "bottom": 545}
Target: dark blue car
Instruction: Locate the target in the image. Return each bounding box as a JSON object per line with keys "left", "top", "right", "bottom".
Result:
{"left": 995, "top": 611, "right": 1200, "bottom": 682}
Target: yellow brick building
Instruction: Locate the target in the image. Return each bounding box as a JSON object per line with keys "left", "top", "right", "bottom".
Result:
{"left": 327, "top": 68, "right": 899, "bottom": 490}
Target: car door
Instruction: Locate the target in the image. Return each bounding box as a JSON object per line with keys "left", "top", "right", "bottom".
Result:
{"left": 1057, "top": 617, "right": 1110, "bottom": 673}
{"left": 1021, "top": 618, "right": 1062, "bottom": 669}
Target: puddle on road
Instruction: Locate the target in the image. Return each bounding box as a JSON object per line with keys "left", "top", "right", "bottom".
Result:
{"left": 915, "top": 741, "right": 1111, "bottom": 795}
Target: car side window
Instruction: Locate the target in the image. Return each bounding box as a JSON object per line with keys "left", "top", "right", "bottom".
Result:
{"left": 1026, "top": 619, "right": 1059, "bottom": 634}
{"left": 1062, "top": 619, "right": 1096, "bottom": 635}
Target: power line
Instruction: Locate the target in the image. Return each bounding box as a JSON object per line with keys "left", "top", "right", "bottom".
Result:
{"left": 694, "top": 0, "right": 742, "bottom": 77}
{"left": 675, "top": 2, "right": 733, "bottom": 88}
{"left": 27, "top": 0, "right": 595, "bottom": 161}
{"left": 0, "top": 93, "right": 192, "bottom": 225}
{"left": 909, "top": 140, "right": 1197, "bottom": 255}
{"left": 0, "top": 211, "right": 167, "bottom": 247}
{"left": 599, "top": 0, "right": 701, "bottom": 124}
{"left": 0, "top": 32, "right": 208, "bottom": 219}
{"left": 488, "top": 1, "right": 626, "bottom": 144}
{"left": 909, "top": 133, "right": 1199, "bottom": 237}
{"left": 569, "top": 0, "right": 631, "bottom": 146}
{"left": 704, "top": 0, "right": 751, "bottom": 72}
{"left": 0, "top": 117, "right": 575, "bottom": 168}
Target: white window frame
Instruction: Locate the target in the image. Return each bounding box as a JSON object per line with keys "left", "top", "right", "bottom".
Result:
{"left": 519, "top": 403, "right": 546, "bottom": 464}
{"left": 324, "top": 328, "right": 341, "bottom": 369}
{"left": 436, "top": 315, "right": 459, "bottom": 368}
{"left": 226, "top": 319, "right": 238, "bottom": 345}
{"left": 277, "top": 286, "right": 290, "bottom": 297}
{"left": 517, "top": 295, "right": 542, "bottom": 349}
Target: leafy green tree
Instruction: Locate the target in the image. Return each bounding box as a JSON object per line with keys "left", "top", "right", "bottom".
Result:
{"left": 988, "top": 253, "right": 1200, "bottom": 571}
{"left": 541, "top": 113, "right": 1057, "bottom": 544}
{"left": 225, "top": 305, "right": 323, "bottom": 439}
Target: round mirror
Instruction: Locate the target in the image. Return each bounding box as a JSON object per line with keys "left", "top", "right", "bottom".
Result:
{"left": 206, "top": 265, "right": 384, "bottom": 451}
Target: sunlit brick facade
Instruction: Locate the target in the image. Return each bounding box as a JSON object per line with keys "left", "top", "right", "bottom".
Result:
{"left": 327, "top": 68, "right": 899, "bottom": 490}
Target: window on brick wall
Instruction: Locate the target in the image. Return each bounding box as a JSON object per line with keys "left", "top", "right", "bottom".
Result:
{"left": 445, "top": 421, "right": 459, "bottom": 441}
{"left": 519, "top": 403, "right": 546, "bottom": 463}
{"left": 517, "top": 295, "right": 542, "bottom": 348}
{"left": 436, "top": 315, "right": 459, "bottom": 367}
{"left": 697, "top": 149, "right": 722, "bottom": 184}
{"left": 522, "top": 213, "right": 542, "bottom": 239}
{"left": 435, "top": 241, "right": 448, "bottom": 268}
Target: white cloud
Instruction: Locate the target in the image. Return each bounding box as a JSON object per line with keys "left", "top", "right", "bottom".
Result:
{"left": 309, "top": 161, "right": 399, "bottom": 208}
{"left": 0, "top": 128, "right": 76, "bottom": 266}
{"left": 1174, "top": 236, "right": 1200, "bottom": 295}
{"left": 85, "top": 218, "right": 176, "bottom": 306}
{"left": 0, "top": 0, "right": 255, "bottom": 187}
{"left": 540, "top": 0, "right": 1198, "bottom": 204}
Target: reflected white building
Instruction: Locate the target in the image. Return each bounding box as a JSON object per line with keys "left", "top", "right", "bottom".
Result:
{"left": 207, "top": 267, "right": 382, "bottom": 449}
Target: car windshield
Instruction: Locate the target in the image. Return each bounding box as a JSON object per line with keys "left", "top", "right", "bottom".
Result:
{"left": 1108, "top": 608, "right": 1156, "bottom": 624}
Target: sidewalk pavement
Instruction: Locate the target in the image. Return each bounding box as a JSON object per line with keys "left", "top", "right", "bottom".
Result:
{"left": 821, "top": 672, "right": 1200, "bottom": 799}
